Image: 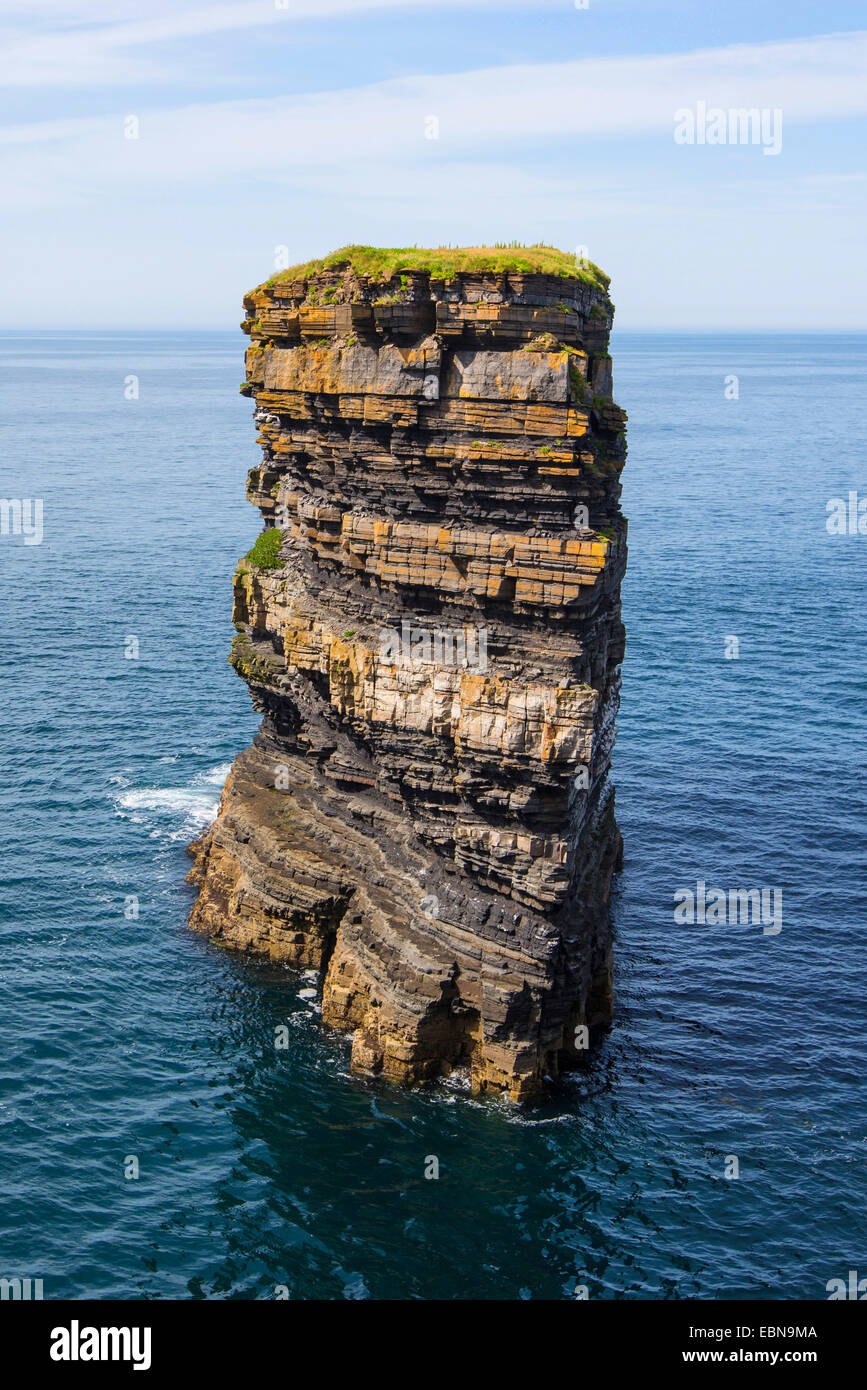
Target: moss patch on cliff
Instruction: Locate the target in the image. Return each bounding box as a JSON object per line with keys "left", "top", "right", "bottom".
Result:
{"left": 245, "top": 528, "right": 283, "bottom": 569}
{"left": 265, "top": 244, "right": 609, "bottom": 291}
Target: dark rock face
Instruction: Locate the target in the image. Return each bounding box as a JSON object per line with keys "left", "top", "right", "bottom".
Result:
{"left": 188, "top": 250, "right": 628, "bottom": 1099}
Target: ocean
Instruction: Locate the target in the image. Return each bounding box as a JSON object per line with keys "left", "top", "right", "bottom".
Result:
{"left": 1, "top": 329, "right": 865, "bottom": 1299}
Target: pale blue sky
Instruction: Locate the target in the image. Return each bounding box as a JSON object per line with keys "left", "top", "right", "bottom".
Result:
{"left": 2, "top": 1, "right": 865, "bottom": 328}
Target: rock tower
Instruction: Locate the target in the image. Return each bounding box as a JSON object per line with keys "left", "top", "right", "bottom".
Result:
{"left": 188, "top": 245, "right": 628, "bottom": 1100}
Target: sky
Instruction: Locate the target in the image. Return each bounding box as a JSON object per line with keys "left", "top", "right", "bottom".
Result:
{"left": 1, "top": 1, "right": 866, "bottom": 329}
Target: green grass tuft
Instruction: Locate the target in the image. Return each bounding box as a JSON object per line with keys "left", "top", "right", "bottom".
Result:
{"left": 246, "top": 528, "right": 283, "bottom": 569}
{"left": 260, "top": 244, "right": 609, "bottom": 292}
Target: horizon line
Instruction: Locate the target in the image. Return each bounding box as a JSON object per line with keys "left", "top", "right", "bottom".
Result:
{"left": 2, "top": 326, "right": 867, "bottom": 335}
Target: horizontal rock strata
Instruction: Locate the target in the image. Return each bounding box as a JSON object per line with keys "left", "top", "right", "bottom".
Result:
{"left": 188, "top": 246, "right": 628, "bottom": 1100}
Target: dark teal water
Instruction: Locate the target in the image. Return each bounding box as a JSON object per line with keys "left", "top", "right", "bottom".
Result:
{"left": 1, "top": 331, "right": 865, "bottom": 1300}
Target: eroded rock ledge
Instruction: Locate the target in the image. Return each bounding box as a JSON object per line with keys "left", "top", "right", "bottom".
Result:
{"left": 188, "top": 245, "right": 627, "bottom": 1100}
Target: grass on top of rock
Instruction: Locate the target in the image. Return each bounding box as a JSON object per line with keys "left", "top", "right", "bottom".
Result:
{"left": 245, "top": 528, "right": 283, "bottom": 569}
{"left": 263, "top": 244, "right": 610, "bottom": 292}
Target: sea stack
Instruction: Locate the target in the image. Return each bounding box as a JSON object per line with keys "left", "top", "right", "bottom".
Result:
{"left": 188, "top": 245, "right": 628, "bottom": 1100}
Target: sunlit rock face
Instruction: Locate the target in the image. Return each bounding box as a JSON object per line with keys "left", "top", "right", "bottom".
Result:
{"left": 188, "top": 247, "right": 628, "bottom": 1100}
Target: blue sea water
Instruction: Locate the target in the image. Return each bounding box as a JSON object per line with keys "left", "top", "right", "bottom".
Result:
{"left": 0, "top": 330, "right": 865, "bottom": 1301}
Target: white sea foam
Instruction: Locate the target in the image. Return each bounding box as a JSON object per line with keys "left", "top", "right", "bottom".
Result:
{"left": 113, "top": 762, "right": 230, "bottom": 840}
{"left": 117, "top": 787, "right": 219, "bottom": 823}
{"left": 200, "top": 762, "right": 232, "bottom": 786}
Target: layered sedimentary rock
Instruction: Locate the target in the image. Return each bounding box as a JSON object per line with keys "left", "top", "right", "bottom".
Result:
{"left": 188, "top": 246, "right": 628, "bottom": 1100}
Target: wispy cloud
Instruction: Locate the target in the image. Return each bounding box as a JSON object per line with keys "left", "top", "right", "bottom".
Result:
{"left": 1, "top": 16, "right": 865, "bottom": 328}
{"left": 2, "top": 30, "right": 865, "bottom": 187}
{"left": 0, "top": 0, "right": 549, "bottom": 87}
